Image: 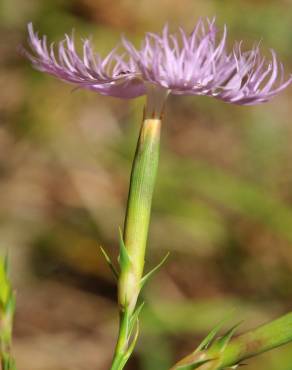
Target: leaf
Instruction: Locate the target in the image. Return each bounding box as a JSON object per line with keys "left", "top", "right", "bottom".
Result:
{"left": 176, "top": 359, "right": 213, "bottom": 370}
{"left": 99, "top": 246, "right": 119, "bottom": 279}
{"left": 140, "top": 252, "right": 170, "bottom": 289}
{"left": 195, "top": 321, "right": 225, "bottom": 353}
{"left": 126, "top": 317, "right": 140, "bottom": 359}
{"left": 118, "top": 228, "right": 132, "bottom": 271}
{"left": 128, "top": 302, "right": 145, "bottom": 339}
{"left": 214, "top": 322, "right": 242, "bottom": 352}
{"left": 195, "top": 312, "right": 234, "bottom": 353}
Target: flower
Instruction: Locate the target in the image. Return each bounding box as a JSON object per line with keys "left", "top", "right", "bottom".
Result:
{"left": 24, "top": 19, "right": 291, "bottom": 106}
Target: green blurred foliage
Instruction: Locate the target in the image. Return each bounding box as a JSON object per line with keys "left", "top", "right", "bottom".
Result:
{"left": 0, "top": 257, "right": 16, "bottom": 370}
{"left": 0, "top": 0, "right": 292, "bottom": 369}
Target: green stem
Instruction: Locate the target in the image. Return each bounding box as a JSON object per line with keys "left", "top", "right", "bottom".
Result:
{"left": 110, "top": 117, "right": 161, "bottom": 370}
{"left": 217, "top": 312, "right": 292, "bottom": 368}
{"left": 110, "top": 312, "right": 131, "bottom": 370}
{"left": 170, "top": 312, "right": 292, "bottom": 370}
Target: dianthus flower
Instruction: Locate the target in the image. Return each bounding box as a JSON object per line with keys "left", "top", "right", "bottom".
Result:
{"left": 22, "top": 18, "right": 292, "bottom": 370}
{"left": 24, "top": 19, "right": 291, "bottom": 110}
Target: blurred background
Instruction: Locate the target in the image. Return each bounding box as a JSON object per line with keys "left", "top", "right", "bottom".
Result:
{"left": 1, "top": 0, "right": 292, "bottom": 369}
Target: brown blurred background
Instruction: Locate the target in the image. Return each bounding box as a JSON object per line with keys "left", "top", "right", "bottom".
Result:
{"left": 1, "top": 0, "right": 292, "bottom": 369}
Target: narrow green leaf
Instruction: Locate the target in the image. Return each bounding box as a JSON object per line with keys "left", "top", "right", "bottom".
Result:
{"left": 99, "top": 246, "right": 119, "bottom": 279}
{"left": 176, "top": 359, "right": 213, "bottom": 370}
{"left": 140, "top": 252, "right": 170, "bottom": 289}
{"left": 128, "top": 302, "right": 145, "bottom": 338}
{"left": 215, "top": 322, "right": 242, "bottom": 352}
{"left": 126, "top": 318, "right": 140, "bottom": 359}
{"left": 195, "top": 312, "right": 235, "bottom": 353}
{"left": 118, "top": 228, "right": 132, "bottom": 271}
{"left": 195, "top": 321, "right": 226, "bottom": 353}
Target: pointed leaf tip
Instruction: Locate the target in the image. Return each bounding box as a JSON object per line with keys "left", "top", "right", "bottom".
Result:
{"left": 118, "top": 228, "right": 132, "bottom": 271}
{"left": 99, "top": 246, "right": 119, "bottom": 279}
{"left": 140, "top": 252, "right": 170, "bottom": 289}
{"left": 195, "top": 321, "right": 225, "bottom": 353}
{"left": 195, "top": 312, "right": 236, "bottom": 353}
{"left": 214, "top": 322, "right": 242, "bottom": 352}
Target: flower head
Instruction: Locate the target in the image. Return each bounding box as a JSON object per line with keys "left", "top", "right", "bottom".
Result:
{"left": 24, "top": 19, "right": 291, "bottom": 106}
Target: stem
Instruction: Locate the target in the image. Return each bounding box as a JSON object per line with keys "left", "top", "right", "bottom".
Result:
{"left": 110, "top": 117, "right": 162, "bottom": 370}
{"left": 217, "top": 312, "right": 292, "bottom": 367}
{"left": 170, "top": 312, "right": 292, "bottom": 370}
{"left": 110, "top": 312, "right": 130, "bottom": 370}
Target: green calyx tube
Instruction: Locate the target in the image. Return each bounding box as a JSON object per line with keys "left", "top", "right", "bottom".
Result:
{"left": 119, "top": 117, "right": 161, "bottom": 313}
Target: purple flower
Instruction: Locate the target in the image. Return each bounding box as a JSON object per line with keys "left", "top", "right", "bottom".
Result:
{"left": 24, "top": 19, "right": 291, "bottom": 106}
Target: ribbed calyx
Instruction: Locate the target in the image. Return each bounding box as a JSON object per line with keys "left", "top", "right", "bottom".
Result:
{"left": 118, "top": 117, "right": 161, "bottom": 312}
